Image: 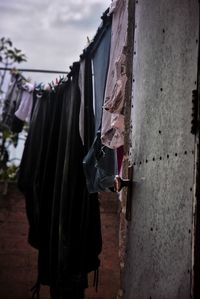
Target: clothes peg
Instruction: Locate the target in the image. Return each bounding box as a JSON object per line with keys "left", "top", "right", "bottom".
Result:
{"left": 114, "top": 166, "right": 133, "bottom": 221}
{"left": 51, "top": 81, "right": 55, "bottom": 92}
{"left": 114, "top": 175, "right": 131, "bottom": 192}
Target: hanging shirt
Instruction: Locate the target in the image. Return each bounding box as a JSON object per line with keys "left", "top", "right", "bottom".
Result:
{"left": 101, "top": 0, "right": 128, "bottom": 149}
{"left": 15, "top": 82, "right": 34, "bottom": 122}
{"left": 1, "top": 74, "right": 23, "bottom": 129}
{"left": 82, "top": 17, "right": 118, "bottom": 193}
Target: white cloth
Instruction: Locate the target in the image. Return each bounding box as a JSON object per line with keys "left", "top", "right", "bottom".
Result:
{"left": 101, "top": 0, "right": 128, "bottom": 149}
{"left": 22, "top": 82, "right": 34, "bottom": 93}
{"left": 15, "top": 88, "right": 33, "bottom": 122}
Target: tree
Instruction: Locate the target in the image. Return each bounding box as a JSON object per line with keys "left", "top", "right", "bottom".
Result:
{"left": 0, "top": 37, "right": 27, "bottom": 191}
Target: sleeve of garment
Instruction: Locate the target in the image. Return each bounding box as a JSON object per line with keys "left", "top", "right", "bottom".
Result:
{"left": 11, "top": 115, "right": 24, "bottom": 133}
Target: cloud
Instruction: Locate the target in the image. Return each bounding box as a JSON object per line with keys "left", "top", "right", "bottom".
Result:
{"left": 0, "top": 0, "right": 111, "bottom": 83}
{"left": 0, "top": 0, "right": 46, "bottom": 15}
{"left": 41, "top": 1, "right": 109, "bottom": 30}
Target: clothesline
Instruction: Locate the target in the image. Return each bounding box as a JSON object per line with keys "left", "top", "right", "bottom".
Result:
{"left": 0, "top": 67, "right": 68, "bottom": 74}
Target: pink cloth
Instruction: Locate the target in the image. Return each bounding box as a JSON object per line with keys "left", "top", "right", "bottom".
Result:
{"left": 101, "top": 0, "right": 128, "bottom": 149}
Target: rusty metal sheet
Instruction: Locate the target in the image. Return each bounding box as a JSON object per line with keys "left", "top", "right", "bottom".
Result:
{"left": 123, "top": 0, "right": 199, "bottom": 298}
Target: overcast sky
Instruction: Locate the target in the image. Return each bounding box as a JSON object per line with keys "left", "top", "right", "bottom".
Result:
{"left": 0, "top": 0, "right": 111, "bottom": 84}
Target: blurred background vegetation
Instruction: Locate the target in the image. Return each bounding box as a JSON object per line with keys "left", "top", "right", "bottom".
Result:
{"left": 0, "top": 37, "right": 27, "bottom": 185}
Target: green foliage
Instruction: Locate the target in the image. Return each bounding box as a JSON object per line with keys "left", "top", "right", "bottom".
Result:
{"left": 0, "top": 37, "right": 27, "bottom": 183}
{"left": 0, "top": 37, "right": 27, "bottom": 65}
{"left": 0, "top": 163, "right": 18, "bottom": 181}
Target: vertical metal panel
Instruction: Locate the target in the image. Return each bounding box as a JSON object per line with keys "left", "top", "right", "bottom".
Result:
{"left": 124, "top": 1, "right": 199, "bottom": 298}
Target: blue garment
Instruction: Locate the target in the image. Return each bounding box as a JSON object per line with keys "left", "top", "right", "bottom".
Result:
{"left": 83, "top": 131, "right": 117, "bottom": 193}
{"left": 83, "top": 20, "right": 118, "bottom": 194}
{"left": 93, "top": 25, "right": 112, "bottom": 134}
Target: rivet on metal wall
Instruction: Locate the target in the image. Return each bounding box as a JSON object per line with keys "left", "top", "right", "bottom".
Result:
{"left": 190, "top": 187, "right": 193, "bottom": 192}
{"left": 175, "top": 153, "right": 178, "bottom": 156}
{"left": 195, "top": 81, "right": 197, "bottom": 85}
{"left": 146, "top": 159, "right": 148, "bottom": 163}
{"left": 134, "top": 51, "right": 136, "bottom": 55}
{"left": 139, "top": 161, "right": 142, "bottom": 165}
{"left": 196, "top": 39, "right": 198, "bottom": 44}
{"left": 184, "top": 151, "right": 187, "bottom": 155}
{"left": 188, "top": 269, "right": 190, "bottom": 274}
{"left": 153, "top": 157, "right": 155, "bottom": 161}
{"left": 160, "top": 157, "right": 162, "bottom": 160}
{"left": 159, "top": 130, "right": 161, "bottom": 134}
{"left": 162, "top": 29, "right": 165, "bottom": 33}
{"left": 189, "top": 229, "right": 191, "bottom": 234}
{"left": 167, "top": 154, "right": 169, "bottom": 158}
{"left": 150, "top": 228, "right": 153, "bottom": 231}
{"left": 160, "top": 88, "right": 163, "bottom": 91}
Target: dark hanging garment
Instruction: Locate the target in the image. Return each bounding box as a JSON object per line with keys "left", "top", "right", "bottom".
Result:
{"left": 83, "top": 56, "right": 96, "bottom": 151}
{"left": 18, "top": 90, "right": 51, "bottom": 249}
{"left": 57, "top": 62, "right": 102, "bottom": 297}
{"left": 49, "top": 80, "right": 72, "bottom": 295}
{"left": 37, "top": 83, "right": 66, "bottom": 286}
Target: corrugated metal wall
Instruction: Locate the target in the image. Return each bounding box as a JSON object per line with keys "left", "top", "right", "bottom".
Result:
{"left": 123, "top": 1, "right": 199, "bottom": 298}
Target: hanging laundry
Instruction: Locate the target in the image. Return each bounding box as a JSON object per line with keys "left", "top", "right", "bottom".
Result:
{"left": 18, "top": 89, "right": 51, "bottom": 249}
{"left": 1, "top": 73, "right": 34, "bottom": 133}
{"left": 15, "top": 6, "right": 127, "bottom": 299}
{"left": 83, "top": 131, "right": 118, "bottom": 193}
{"left": 82, "top": 17, "right": 118, "bottom": 193}
{"left": 56, "top": 63, "right": 101, "bottom": 297}
{"left": 101, "top": 0, "right": 128, "bottom": 149}
{"left": 15, "top": 82, "right": 34, "bottom": 122}
{"left": 1, "top": 73, "right": 23, "bottom": 130}
{"left": 92, "top": 20, "right": 112, "bottom": 134}
{"left": 18, "top": 62, "right": 102, "bottom": 299}
{"left": 48, "top": 78, "right": 74, "bottom": 297}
